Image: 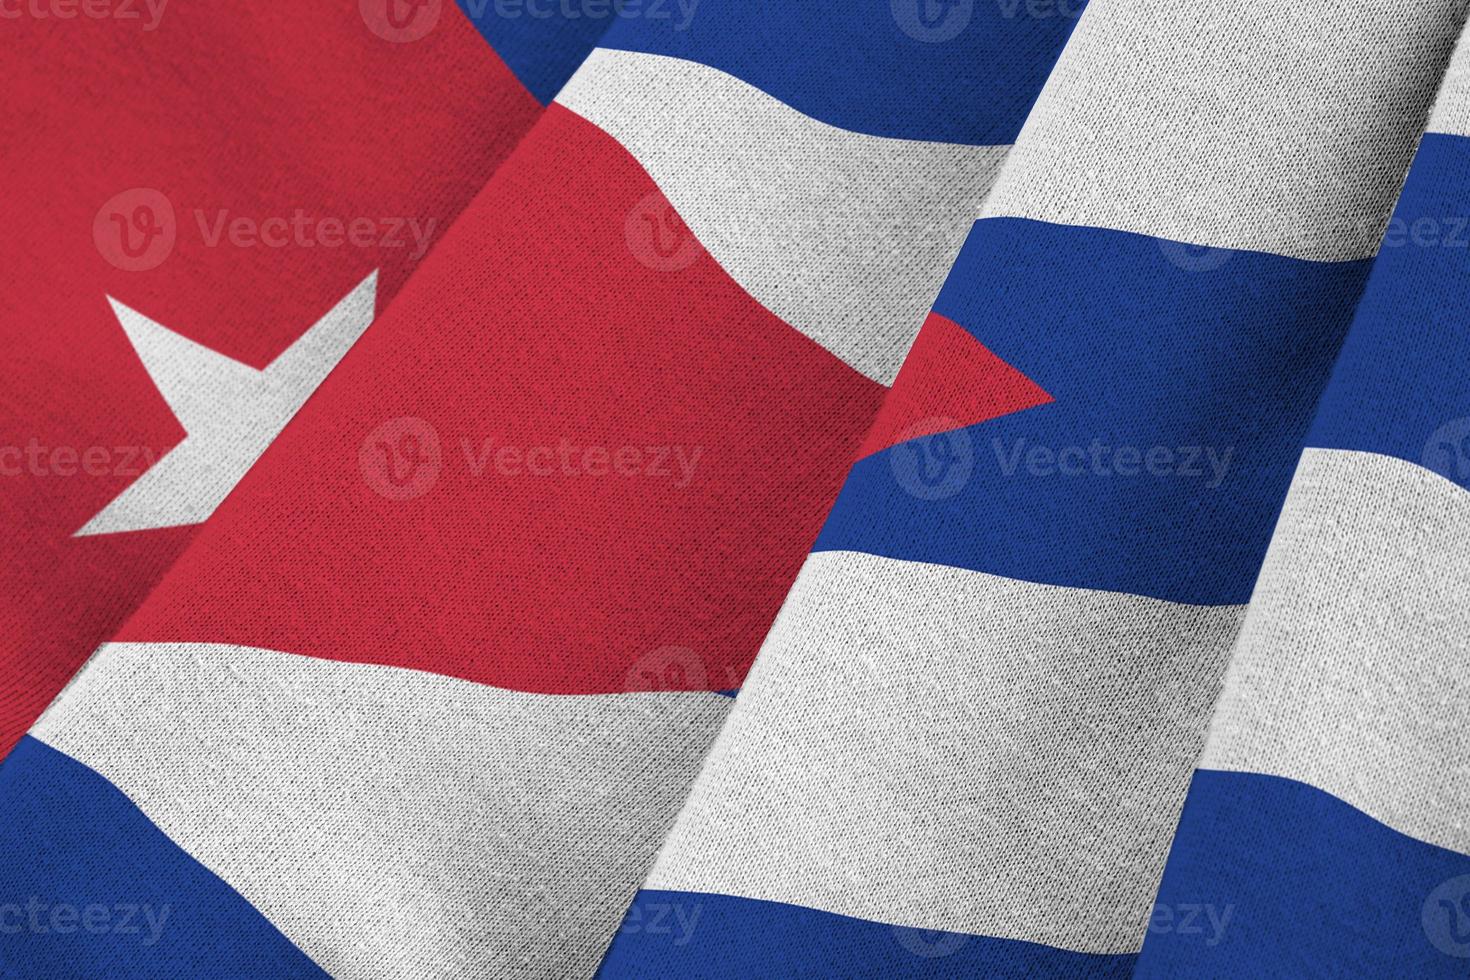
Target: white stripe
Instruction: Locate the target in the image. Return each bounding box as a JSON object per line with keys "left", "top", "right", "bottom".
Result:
{"left": 32, "top": 642, "right": 730, "bottom": 980}
{"left": 1428, "top": 25, "right": 1470, "bottom": 138}
{"left": 1202, "top": 448, "right": 1470, "bottom": 855}
{"left": 983, "top": 0, "right": 1464, "bottom": 261}
{"left": 557, "top": 49, "right": 1007, "bottom": 385}
{"left": 645, "top": 551, "right": 1243, "bottom": 954}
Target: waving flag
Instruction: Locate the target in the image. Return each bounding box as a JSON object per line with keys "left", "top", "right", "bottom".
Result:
{"left": 0, "top": 0, "right": 613, "bottom": 755}
{"left": 602, "top": 0, "right": 1468, "bottom": 975}
{"left": 11, "top": 0, "right": 1470, "bottom": 978}
{"left": 1137, "top": 25, "right": 1470, "bottom": 979}
{"left": 0, "top": 2, "right": 1081, "bottom": 978}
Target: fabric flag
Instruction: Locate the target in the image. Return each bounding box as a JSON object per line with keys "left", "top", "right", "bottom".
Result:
{"left": 0, "top": 3, "right": 1081, "bottom": 978}
{"left": 13, "top": 0, "right": 1470, "bottom": 978}
{"left": 600, "top": 0, "right": 1469, "bottom": 976}
{"left": 0, "top": 0, "right": 612, "bottom": 755}
{"left": 1135, "top": 23, "right": 1470, "bottom": 979}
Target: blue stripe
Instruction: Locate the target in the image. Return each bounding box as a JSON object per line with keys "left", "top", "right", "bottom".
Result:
{"left": 596, "top": 0, "right": 1085, "bottom": 144}
{"left": 597, "top": 888, "right": 1135, "bottom": 978}
{"left": 813, "top": 217, "right": 1370, "bottom": 605}
{"left": 456, "top": 0, "right": 612, "bottom": 103}
{"left": 1307, "top": 132, "right": 1470, "bottom": 491}
{"left": 1135, "top": 768, "right": 1470, "bottom": 977}
{"left": 0, "top": 737, "right": 327, "bottom": 980}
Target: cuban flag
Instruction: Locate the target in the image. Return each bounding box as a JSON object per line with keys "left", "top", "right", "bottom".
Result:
{"left": 1, "top": 1, "right": 1080, "bottom": 977}
{"left": 602, "top": 0, "right": 1470, "bottom": 976}
{"left": 0, "top": 0, "right": 611, "bottom": 755}
{"left": 1137, "top": 20, "right": 1470, "bottom": 979}
{"left": 8, "top": 0, "right": 1470, "bottom": 978}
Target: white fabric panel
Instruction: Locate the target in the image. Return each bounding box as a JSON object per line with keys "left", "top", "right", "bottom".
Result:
{"left": 1428, "top": 24, "right": 1470, "bottom": 137}
{"left": 983, "top": 0, "right": 1464, "bottom": 261}
{"left": 558, "top": 49, "right": 1008, "bottom": 385}
{"left": 1202, "top": 448, "right": 1470, "bottom": 856}
{"left": 32, "top": 642, "right": 731, "bottom": 980}
{"left": 646, "top": 551, "right": 1243, "bottom": 954}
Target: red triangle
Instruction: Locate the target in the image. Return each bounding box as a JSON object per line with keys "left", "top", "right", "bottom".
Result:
{"left": 858, "top": 312, "right": 1054, "bottom": 459}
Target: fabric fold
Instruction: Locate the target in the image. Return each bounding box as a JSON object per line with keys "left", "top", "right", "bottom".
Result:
{"left": 599, "top": 1, "right": 1470, "bottom": 976}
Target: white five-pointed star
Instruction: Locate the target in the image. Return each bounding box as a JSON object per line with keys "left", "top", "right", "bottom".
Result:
{"left": 76, "top": 272, "right": 378, "bottom": 536}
